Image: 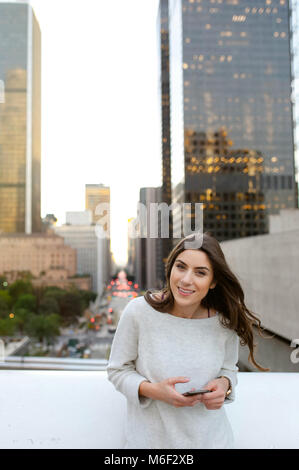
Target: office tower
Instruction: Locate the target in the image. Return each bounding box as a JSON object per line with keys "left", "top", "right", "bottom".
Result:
{"left": 0, "top": 1, "right": 41, "bottom": 234}
{"left": 167, "top": 0, "right": 297, "bottom": 241}
{"left": 85, "top": 183, "right": 110, "bottom": 233}
{"left": 135, "top": 187, "right": 164, "bottom": 290}
{"left": 85, "top": 184, "right": 111, "bottom": 283}
{"left": 157, "top": 0, "right": 174, "bottom": 267}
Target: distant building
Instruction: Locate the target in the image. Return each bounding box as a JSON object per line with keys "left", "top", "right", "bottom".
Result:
{"left": 85, "top": 183, "right": 110, "bottom": 234}
{"left": 55, "top": 211, "right": 111, "bottom": 295}
{"left": 135, "top": 187, "right": 164, "bottom": 291}
{"left": 0, "top": 232, "right": 91, "bottom": 290}
{"left": 0, "top": 2, "right": 41, "bottom": 234}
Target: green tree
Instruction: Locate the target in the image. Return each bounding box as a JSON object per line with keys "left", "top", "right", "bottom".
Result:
{"left": 13, "top": 294, "right": 37, "bottom": 313}
{"left": 0, "top": 290, "right": 13, "bottom": 310}
{"left": 14, "top": 308, "right": 32, "bottom": 335}
{"left": 8, "top": 280, "right": 33, "bottom": 304}
{"left": 79, "top": 290, "right": 97, "bottom": 310}
{"left": 0, "top": 296, "right": 9, "bottom": 319}
{"left": 25, "top": 313, "right": 61, "bottom": 344}
{"left": 0, "top": 317, "right": 16, "bottom": 336}
{"left": 59, "top": 290, "right": 83, "bottom": 325}
{"left": 38, "top": 296, "right": 60, "bottom": 315}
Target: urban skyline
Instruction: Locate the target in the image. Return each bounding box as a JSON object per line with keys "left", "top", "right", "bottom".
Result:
{"left": 0, "top": 0, "right": 298, "bottom": 267}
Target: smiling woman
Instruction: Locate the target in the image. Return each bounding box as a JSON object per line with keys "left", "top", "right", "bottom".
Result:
{"left": 107, "top": 231, "right": 272, "bottom": 449}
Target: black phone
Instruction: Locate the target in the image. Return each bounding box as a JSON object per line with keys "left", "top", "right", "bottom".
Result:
{"left": 182, "top": 389, "right": 211, "bottom": 396}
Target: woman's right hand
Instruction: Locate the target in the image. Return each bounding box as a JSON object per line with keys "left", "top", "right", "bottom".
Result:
{"left": 151, "top": 377, "right": 202, "bottom": 408}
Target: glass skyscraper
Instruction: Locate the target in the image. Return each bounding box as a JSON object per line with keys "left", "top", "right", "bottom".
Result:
{"left": 167, "top": 0, "right": 297, "bottom": 241}
{"left": 0, "top": 1, "right": 41, "bottom": 234}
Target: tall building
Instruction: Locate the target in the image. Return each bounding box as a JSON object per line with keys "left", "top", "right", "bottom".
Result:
{"left": 135, "top": 187, "right": 164, "bottom": 290}
{"left": 166, "top": 0, "right": 297, "bottom": 241}
{"left": 85, "top": 184, "right": 111, "bottom": 282}
{"left": 0, "top": 1, "right": 41, "bottom": 234}
{"left": 85, "top": 183, "right": 110, "bottom": 233}
{"left": 157, "top": 0, "right": 174, "bottom": 272}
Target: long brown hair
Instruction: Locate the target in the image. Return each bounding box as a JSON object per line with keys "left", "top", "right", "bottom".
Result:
{"left": 144, "top": 231, "right": 272, "bottom": 372}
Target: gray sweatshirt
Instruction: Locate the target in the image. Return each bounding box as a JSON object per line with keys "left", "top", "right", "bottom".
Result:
{"left": 107, "top": 295, "right": 239, "bottom": 449}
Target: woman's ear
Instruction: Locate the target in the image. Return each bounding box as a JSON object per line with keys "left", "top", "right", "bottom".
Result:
{"left": 210, "top": 280, "right": 217, "bottom": 289}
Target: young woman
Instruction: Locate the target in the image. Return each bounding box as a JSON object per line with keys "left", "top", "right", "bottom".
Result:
{"left": 107, "top": 232, "right": 270, "bottom": 449}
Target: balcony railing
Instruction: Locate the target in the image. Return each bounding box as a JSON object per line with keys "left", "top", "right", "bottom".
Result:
{"left": 0, "top": 369, "right": 298, "bottom": 449}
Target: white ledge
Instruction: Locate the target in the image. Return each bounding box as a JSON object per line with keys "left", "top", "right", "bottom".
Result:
{"left": 0, "top": 370, "right": 298, "bottom": 449}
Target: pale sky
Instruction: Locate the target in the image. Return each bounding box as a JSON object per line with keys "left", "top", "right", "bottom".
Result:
{"left": 29, "top": 0, "right": 161, "bottom": 266}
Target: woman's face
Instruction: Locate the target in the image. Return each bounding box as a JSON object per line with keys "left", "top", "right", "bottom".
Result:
{"left": 169, "top": 249, "right": 216, "bottom": 310}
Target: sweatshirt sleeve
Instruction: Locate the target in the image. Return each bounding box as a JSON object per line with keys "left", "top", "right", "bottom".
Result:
{"left": 106, "top": 299, "right": 152, "bottom": 409}
{"left": 217, "top": 329, "right": 239, "bottom": 404}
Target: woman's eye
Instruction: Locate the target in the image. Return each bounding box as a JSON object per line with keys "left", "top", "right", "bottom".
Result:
{"left": 177, "top": 264, "right": 184, "bottom": 269}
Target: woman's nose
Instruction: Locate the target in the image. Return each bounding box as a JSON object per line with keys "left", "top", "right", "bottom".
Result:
{"left": 181, "top": 270, "right": 193, "bottom": 283}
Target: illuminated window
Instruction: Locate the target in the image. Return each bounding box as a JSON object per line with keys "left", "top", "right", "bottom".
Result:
{"left": 206, "top": 24, "right": 211, "bottom": 29}
{"left": 183, "top": 63, "right": 189, "bottom": 69}
{"left": 273, "top": 32, "right": 279, "bottom": 38}
{"left": 232, "top": 15, "right": 246, "bottom": 23}
{"left": 185, "top": 37, "right": 191, "bottom": 43}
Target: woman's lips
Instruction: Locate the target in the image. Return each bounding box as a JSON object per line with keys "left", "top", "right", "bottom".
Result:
{"left": 177, "top": 286, "right": 195, "bottom": 296}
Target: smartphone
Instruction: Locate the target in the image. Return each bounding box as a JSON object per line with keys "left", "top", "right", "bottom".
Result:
{"left": 182, "top": 389, "right": 211, "bottom": 396}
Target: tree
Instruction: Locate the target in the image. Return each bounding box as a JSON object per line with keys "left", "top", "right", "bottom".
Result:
{"left": 13, "top": 294, "right": 37, "bottom": 313}
{"left": 25, "top": 313, "right": 61, "bottom": 344}
{"left": 0, "top": 317, "right": 16, "bottom": 336}
{"left": 0, "top": 290, "right": 13, "bottom": 310}
{"left": 59, "top": 291, "right": 83, "bottom": 326}
{"left": 14, "top": 308, "right": 32, "bottom": 335}
{"left": 0, "top": 296, "right": 9, "bottom": 319}
{"left": 8, "top": 280, "right": 33, "bottom": 304}
{"left": 79, "top": 290, "right": 97, "bottom": 310}
{"left": 38, "top": 296, "right": 60, "bottom": 315}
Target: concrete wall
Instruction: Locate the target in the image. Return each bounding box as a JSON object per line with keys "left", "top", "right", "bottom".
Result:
{"left": 0, "top": 370, "right": 298, "bottom": 449}
{"left": 220, "top": 225, "right": 299, "bottom": 371}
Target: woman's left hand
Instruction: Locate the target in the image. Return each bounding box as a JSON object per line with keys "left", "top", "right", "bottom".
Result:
{"left": 196, "top": 377, "right": 230, "bottom": 410}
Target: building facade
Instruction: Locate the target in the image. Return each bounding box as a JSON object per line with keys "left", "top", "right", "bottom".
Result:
{"left": 157, "top": 0, "right": 174, "bottom": 269}
{"left": 134, "top": 187, "right": 164, "bottom": 291}
{"left": 0, "top": 232, "right": 91, "bottom": 290}
{"left": 167, "top": 0, "right": 297, "bottom": 241}
{"left": 55, "top": 211, "right": 111, "bottom": 296}
{"left": 0, "top": 1, "right": 41, "bottom": 234}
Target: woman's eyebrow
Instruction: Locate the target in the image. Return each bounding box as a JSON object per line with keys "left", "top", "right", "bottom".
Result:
{"left": 176, "top": 259, "right": 210, "bottom": 271}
